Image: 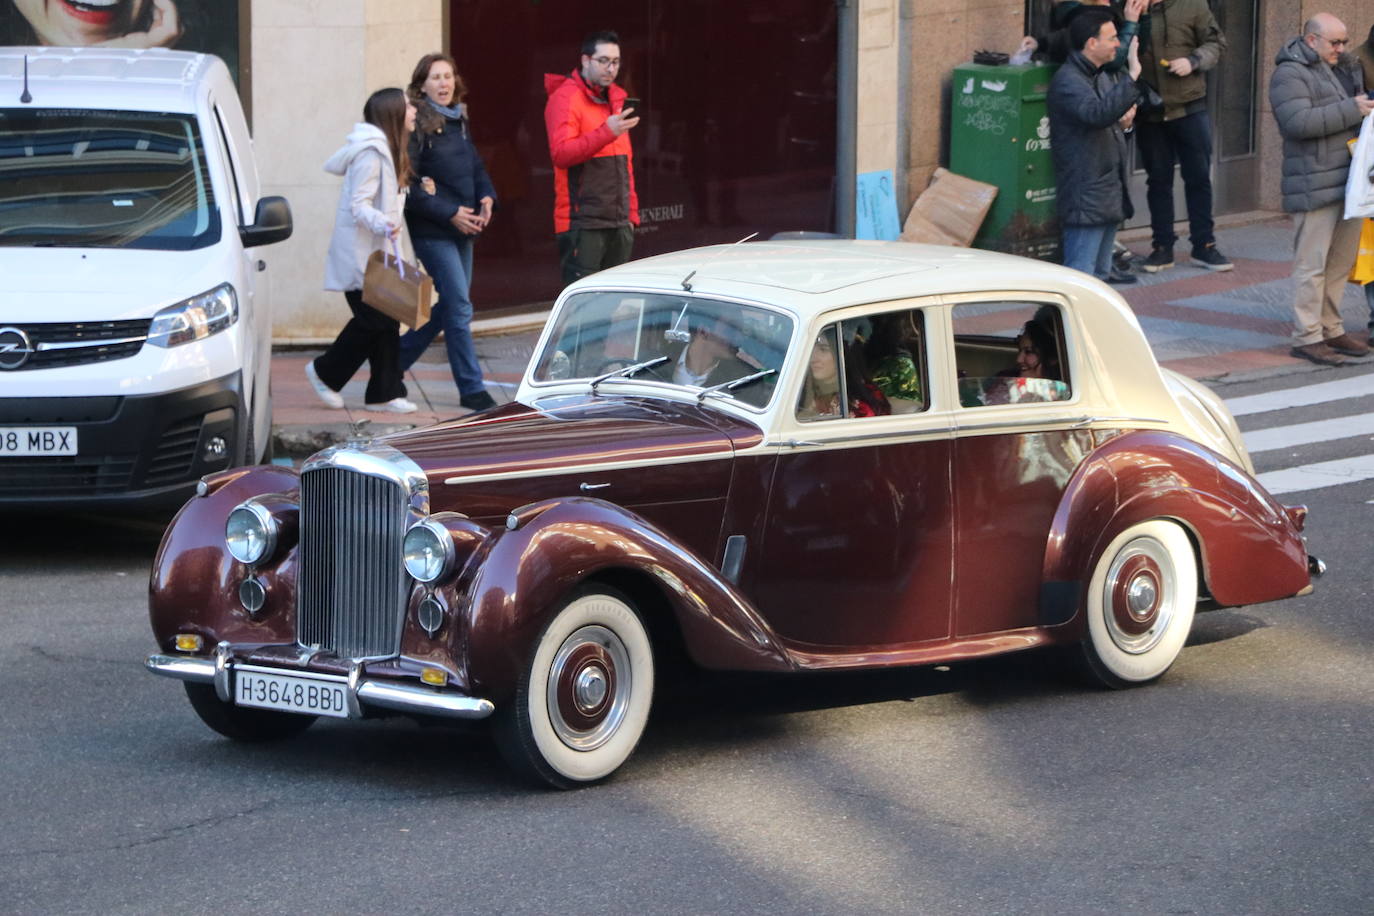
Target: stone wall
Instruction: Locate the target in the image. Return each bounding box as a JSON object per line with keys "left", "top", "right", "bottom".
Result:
{"left": 250, "top": 0, "right": 444, "bottom": 342}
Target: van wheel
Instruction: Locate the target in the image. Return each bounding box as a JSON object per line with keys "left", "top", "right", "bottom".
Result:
{"left": 1079, "top": 520, "right": 1197, "bottom": 688}
{"left": 494, "top": 587, "right": 654, "bottom": 789}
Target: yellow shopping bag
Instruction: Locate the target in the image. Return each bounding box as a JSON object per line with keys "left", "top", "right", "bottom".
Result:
{"left": 1354, "top": 218, "right": 1374, "bottom": 285}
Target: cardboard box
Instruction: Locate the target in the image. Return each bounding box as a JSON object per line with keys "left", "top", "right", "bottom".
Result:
{"left": 900, "top": 167, "right": 999, "bottom": 248}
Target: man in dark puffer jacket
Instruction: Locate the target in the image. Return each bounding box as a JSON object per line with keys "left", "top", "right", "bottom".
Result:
{"left": 1269, "top": 12, "right": 1374, "bottom": 366}
{"left": 1048, "top": 10, "right": 1142, "bottom": 283}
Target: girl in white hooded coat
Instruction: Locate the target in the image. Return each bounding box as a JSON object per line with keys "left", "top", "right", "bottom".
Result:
{"left": 305, "top": 88, "right": 419, "bottom": 412}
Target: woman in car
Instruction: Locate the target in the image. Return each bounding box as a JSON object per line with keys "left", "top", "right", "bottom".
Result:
{"left": 798, "top": 331, "right": 890, "bottom": 419}
{"left": 305, "top": 88, "right": 418, "bottom": 413}
{"left": 396, "top": 52, "right": 499, "bottom": 412}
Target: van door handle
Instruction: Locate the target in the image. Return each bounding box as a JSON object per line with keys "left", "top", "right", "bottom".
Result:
{"left": 256, "top": 260, "right": 266, "bottom": 272}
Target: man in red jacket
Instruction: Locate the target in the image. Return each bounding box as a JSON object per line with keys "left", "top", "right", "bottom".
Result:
{"left": 544, "top": 30, "right": 640, "bottom": 285}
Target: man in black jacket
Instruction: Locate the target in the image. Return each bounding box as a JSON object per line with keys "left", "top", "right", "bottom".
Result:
{"left": 1048, "top": 9, "right": 1143, "bottom": 283}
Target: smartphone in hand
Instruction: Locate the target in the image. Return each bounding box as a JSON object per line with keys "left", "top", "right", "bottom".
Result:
{"left": 622, "top": 97, "right": 642, "bottom": 125}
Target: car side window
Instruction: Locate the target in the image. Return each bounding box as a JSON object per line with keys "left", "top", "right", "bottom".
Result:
{"left": 797, "top": 309, "right": 927, "bottom": 421}
{"left": 952, "top": 302, "right": 1071, "bottom": 407}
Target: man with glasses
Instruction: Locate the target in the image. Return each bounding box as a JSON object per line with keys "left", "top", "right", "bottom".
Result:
{"left": 1270, "top": 12, "right": 1374, "bottom": 366}
{"left": 544, "top": 30, "right": 641, "bottom": 286}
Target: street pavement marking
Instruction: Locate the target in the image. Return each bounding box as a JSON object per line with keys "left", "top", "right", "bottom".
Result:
{"left": 1243, "top": 413, "right": 1374, "bottom": 454}
{"left": 1256, "top": 455, "right": 1374, "bottom": 496}
{"left": 1225, "top": 372, "right": 1374, "bottom": 417}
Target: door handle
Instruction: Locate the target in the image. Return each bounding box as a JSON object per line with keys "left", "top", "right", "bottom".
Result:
{"left": 579, "top": 482, "right": 611, "bottom": 493}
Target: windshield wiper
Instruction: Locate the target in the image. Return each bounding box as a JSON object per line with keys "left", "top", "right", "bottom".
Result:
{"left": 697, "top": 368, "right": 777, "bottom": 402}
{"left": 589, "top": 355, "right": 669, "bottom": 392}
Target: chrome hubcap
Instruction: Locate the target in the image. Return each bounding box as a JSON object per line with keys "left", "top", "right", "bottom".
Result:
{"left": 1104, "top": 537, "right": 1175, "bottom": 654}
{"left": 546, "top": 624, "right": 631, "bottom": 751}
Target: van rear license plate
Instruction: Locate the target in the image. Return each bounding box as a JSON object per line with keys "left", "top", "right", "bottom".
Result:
{"left": 0, "top": 427, "right": 77, "bottom": 456}
{"left": 236, "top": 670, "right": 350, "bottom": 718}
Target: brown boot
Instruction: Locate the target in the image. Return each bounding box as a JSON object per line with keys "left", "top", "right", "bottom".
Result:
{"left": 1324, "top": 333, "right": 1371, "bottom": 357}
{"left": 1291, "top": 342, "right": 1347, "bottom": 366}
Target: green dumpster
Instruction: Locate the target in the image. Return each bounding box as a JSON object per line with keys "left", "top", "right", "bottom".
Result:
{"left": 949, "top": 62, "right": 1059, "bottom": 262}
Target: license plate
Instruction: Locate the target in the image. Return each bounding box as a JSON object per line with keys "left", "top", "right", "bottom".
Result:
{"left": 235, "top": 669, "right": 350, "bottom": 718}
{"left": 0, "top": 426, "right": 77, "bottom": 456}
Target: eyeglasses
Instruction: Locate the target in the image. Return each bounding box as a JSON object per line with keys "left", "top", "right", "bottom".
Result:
{"left": 1314, "top": 35, "right": 1349, "bottom": 48}
{"left": 591, "top": 56, "right": 621, "bottom": 68}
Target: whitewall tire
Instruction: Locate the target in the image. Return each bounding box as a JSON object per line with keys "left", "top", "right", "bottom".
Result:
{"left": 495, "top": 587, "right": 654, "bottom": 789}
{"left": 1081, "top": 520, "right": 1197, "bottom": 688}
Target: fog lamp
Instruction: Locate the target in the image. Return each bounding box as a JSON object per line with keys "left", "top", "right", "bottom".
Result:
{"left": 239, "top": 577, "right": 267, "bottom": 615}
{"left": 226, "top": 501, "right": 277, "bottom": 566}
{"left": 203, "top": 436, "right": 227, "bottom": 461}
{"left": 420, "top": 667, "right": 448, "bottom": 687}
{"left": 175, "top": 634, "right": 204, "bottom": 653}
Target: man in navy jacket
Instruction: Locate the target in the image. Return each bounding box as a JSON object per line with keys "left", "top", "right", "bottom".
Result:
{"left": 1047, "top": 9, "right": 1143, "bottom": 284}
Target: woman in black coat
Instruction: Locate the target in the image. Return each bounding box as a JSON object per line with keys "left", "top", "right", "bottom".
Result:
{"left": 397, "top": 52, "right": 499, "bottom": 412}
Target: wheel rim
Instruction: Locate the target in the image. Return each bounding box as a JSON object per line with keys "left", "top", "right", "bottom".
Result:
{"left": 546, "top": 625, "right": 631, "bottom": 751}
{"left": 1103, "top": 537, "right": 1176, "bottom": 655}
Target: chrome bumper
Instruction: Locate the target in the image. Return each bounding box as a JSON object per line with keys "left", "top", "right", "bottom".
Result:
{"left": 145, "top": 646, "right": 495, "bottom": 721}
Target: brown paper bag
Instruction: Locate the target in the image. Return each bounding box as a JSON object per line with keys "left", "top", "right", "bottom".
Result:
{"left": 362, "top": 243, "right": 433, "bottom": 329}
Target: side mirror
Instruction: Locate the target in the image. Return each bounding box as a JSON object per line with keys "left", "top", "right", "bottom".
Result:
{"left": 239, "top": 196, "right": 293, "bottom": 247}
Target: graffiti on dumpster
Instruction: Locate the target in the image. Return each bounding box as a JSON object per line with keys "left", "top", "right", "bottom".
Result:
{"left": 957, "top": 92, "right": 1017, "bottom": 135}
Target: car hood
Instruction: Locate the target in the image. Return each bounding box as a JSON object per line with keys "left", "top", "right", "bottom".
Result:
{"left": 0, "top": 246, "right": 231, "bottom": 319}
{"left": 383, "top": 395, "right": 765, "bottom": 521}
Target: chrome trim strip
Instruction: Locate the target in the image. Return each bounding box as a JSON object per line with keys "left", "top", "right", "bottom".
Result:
{"left": 445, "top": 448, "right": 733, "bottom": 486}
{"left": 35, "top": 336, "right": 146, "bottom": 351}
{"left": 144, "top": 655, "right": 495, "bottom": 721}
{"left": 955, "top": 414, "right": 1166, "bottom": 435}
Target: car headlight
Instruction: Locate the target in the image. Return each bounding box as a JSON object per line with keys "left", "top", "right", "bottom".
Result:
{"left": 404, "top": 518, "right": 455, "bottom": 584}
{"left": 147, "top": 284, "right": 238, "bottom": 348}
{"left": 226, "top": 501, "right": 277, "bottom": 566}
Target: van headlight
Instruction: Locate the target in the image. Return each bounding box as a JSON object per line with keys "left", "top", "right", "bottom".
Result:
{"left": 147, "top": 284, "right": 238, "bottom": 348}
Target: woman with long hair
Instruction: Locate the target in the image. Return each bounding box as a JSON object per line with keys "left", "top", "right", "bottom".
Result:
{"left": 305, "top": 87, "right": 419, "bottom": 413}
{"left": 397, "top": 52, "right": 499, "bottom": 412}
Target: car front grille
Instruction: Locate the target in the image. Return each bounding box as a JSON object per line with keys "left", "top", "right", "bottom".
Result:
{"left": 3, "top": 320, "right": 151, "bottom": 371}
{"left": 297, "top": 462, "right": 413, "bottom": 660}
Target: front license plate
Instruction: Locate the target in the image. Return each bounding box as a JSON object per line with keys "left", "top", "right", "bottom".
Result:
{"left": 236, "top": 670, "right": 350, "bottom": 718}
{"left": 0, "top": 426, "right": 77, "bottom": 456}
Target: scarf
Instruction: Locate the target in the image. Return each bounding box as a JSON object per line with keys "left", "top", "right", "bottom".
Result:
{"left": 425, "top": 99, "right": 467, "bottom": 121}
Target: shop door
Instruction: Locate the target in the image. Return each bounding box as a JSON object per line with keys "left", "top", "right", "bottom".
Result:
{"left": 1126, "top": 0, "right": 1261, "bottom": 227}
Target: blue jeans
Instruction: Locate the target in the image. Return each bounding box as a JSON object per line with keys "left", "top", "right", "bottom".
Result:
{"left": 399, "top": 234, "right": 484, "bottom": 397}
{"left": 1062, "top": 224, "right": 1117, "bottom": 280}
{"left": 1135, "top": 110, "right": 1215, "bottom": 252}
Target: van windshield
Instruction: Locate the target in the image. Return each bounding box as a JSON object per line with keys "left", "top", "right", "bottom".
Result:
{"left": 0, "top": 108, "right": 221, "bottom": 250}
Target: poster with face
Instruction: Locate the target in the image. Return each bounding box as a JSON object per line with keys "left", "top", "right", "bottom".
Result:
{"left": 0, "top": 0, "right": 242, "bottom": 89}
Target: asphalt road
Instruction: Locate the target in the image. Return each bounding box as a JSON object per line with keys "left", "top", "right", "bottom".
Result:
{"left": 2, "top": 371, "right": 1372, "bottom": 915}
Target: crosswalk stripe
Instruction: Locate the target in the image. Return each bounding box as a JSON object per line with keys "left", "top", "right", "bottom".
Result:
{"left": 1243, "top": 413, "right": 1374, "bottom": 454}
{"left": 1256, "top": 455, "right": 1374, "bottom": 496}
{"left": 1225, "top": 372, "right": 1374, "bottom": 417}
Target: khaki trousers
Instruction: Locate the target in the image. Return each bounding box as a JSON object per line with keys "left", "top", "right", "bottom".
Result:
{"left": 1292, "top": 203, "right": 1363, "bottom": 345}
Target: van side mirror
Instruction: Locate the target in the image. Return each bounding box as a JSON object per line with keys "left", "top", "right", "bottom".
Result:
{"left": 239, "top": 196, "right": 293, "bottom": 247}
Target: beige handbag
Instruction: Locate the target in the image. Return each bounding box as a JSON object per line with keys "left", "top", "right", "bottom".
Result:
{"left": 362, "top": 239, "right": 433, "bottom": 329}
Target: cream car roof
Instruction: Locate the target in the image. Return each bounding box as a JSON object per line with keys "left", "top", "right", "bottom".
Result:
{"left": 575, "top": 240, "right": 1173, "bottom": 420}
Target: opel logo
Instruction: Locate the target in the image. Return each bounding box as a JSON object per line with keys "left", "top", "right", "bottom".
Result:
{"left": 0, "top": 327, "right": 35, "bottom": 370}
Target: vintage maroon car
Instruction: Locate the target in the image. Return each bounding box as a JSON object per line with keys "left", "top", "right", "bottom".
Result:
{"left": 145, "top": 241, "right": 1317, "bottom": 787}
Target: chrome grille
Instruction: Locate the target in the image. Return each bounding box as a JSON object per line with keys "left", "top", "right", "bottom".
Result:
{"left": 297, "top": 464, "right": 411, "bottom": 659}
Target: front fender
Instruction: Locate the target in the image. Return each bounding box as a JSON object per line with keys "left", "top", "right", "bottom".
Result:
{"left": 464, "top": 497, "right": 793, "bottom": 700}
{"left": 148, "top": 465, "right": 302, "bottom": 651}
{"left": 1042, "top": 430, "right": 1310, "bottom": 629}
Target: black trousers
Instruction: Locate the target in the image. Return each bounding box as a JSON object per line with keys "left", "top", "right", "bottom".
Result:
{"left": 312, "top": 289, "right": 406, "bottom": 404}
{"left": 557, "top": 225, "right": 635, "bottom": 286}
{"left": 1135, "top": 110, "right": 1215, "bottom": 252}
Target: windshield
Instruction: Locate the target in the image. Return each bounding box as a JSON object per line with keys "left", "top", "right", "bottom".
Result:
{"left": 531, "top": 291, "right": 795, "bottom": 409}
{"left": 0, "top": 108, "right": 221, "bottom": 250}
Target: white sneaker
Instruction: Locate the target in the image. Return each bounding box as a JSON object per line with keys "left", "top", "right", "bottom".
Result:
{"left": 367, "top": 397, "right": 418, "bottom": 414}
{"left": 304, "top": 361, "right": 344, "bottom": 409}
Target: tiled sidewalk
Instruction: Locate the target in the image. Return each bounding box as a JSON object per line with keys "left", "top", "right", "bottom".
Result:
{"left": 270, "top": 213, "right": 1374, "bottom": 453}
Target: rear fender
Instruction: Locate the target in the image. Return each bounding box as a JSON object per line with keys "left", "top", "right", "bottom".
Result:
{"left": 1042, "top": 430, "right": 1309, "bottom": 632}
{"left": 463, "top": 497, "right": 793, "bottom": 700}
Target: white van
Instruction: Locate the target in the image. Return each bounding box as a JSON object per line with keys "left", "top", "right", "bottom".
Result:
{"left": 0, "top": 47, "right": 291, "bottom": 509}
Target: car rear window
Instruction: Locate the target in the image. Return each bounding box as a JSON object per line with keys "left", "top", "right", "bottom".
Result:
{"left": 0, "top": 108, "right": 221, "bottom": 250}
{"left": 952, "top": 301, "right": 1072, "bottom": 407}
